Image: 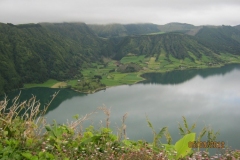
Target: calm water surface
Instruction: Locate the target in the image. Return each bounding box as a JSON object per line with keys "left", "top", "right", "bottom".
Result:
{"left": 3, "top": 64, "right": 240, "bottom": 151}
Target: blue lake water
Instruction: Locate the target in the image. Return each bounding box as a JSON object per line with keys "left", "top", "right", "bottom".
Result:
{"left": 3, "top": 64, "right": 240, "bottom": 153}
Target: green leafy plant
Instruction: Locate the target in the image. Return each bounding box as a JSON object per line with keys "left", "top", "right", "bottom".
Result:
{"left": 146, "top": 116, "right": 167, "bottom": 149}
{"left": 1, "top": 95, "right": 239, "bottom": 160}
{"left": 174, "top": 133, "right": 195, "bottom": 159}
{"left": 178, "top": 116, "right": 196, "bottom": 136}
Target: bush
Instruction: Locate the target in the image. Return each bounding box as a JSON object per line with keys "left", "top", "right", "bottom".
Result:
{"left": 0, "top": 95, "right": 239, "bottom": 159}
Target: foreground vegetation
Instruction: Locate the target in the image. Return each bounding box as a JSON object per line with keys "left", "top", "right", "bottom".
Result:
{"left": 1, "top": 94, "right": 240, "bottom": 159}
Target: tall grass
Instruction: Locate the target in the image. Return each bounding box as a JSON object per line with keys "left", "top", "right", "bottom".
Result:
{"left": 0, "top": 94, "right": 239, "bottom": 160}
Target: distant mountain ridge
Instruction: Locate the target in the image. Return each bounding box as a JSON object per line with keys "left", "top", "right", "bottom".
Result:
{"left": 88, "top": 23, "right": 160, "bottom": 38}
{"left": 0, "top": 22, "right": 240, "bottom": 95}
{"left": 89, "top": 22, "right": 240, "bottom": 37}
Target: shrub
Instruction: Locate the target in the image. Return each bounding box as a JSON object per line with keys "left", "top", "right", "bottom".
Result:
{"left": 0, "top": 94, "right": 239, "bottom": 159}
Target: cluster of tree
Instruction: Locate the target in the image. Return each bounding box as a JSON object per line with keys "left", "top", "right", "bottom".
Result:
{"left": 72, "top": 79, "right": 106, "bottom": 92}
{"left": 117, "top": 63, "right": 142, "bottom": 73}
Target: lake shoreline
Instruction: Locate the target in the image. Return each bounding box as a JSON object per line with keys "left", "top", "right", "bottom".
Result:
{"left": 22, "top": 61, "right": 240, "bottom": 94}
{"left": 4, "top": 63, "right": 240, "bottom": 152}
{"left": 71, "top": 61, "right": 240, "bottom": 94}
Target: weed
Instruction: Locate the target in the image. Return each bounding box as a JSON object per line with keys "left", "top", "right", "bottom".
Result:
{"left": 0, "top": 95, "right": 239, "bottom": 159}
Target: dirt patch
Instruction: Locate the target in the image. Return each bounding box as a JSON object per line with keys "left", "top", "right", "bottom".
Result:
{"left": 51, "top": 82, "right": 67, "bottom": 88}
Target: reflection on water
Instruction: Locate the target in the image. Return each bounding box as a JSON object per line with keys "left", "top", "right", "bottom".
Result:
{"left": 1, "top": 87, "right": 86, "bottom": 115}
{"left": 2, "top": 64, "right": 240, "bottom": 153}
{"left": 141, "top": 64, "right": 240, "bottom": 84}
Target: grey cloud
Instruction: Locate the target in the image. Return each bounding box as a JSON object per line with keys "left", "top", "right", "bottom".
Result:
{"left": 0, "top": 0, "right": 239, "bottom": 25}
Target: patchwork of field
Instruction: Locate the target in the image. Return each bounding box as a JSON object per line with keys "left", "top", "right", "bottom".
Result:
{"left": 24, "top": 53, "right": 240, "bottom": 92}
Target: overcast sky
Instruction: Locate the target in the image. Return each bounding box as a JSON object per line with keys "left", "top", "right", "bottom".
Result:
{"left": 0, "top": 0, "right": 239, "bottom": 26}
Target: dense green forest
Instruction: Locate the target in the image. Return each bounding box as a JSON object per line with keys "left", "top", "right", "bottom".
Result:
{"left": 0, "top": 22, "right": 107, "bottom": 94}
{"left": 0, "top": 22, "right": 240, "bottom": 95}
{"left": 112, "top": 33, "right": 215, "bottom": 60}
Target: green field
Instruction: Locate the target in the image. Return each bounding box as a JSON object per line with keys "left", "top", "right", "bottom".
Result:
{"left": 24, "top": 79, "right": 60, "bottom": 88}
{"left": 120, "top": 55, "right": 146, "bottom": 64}
{"left": 101, "top": 73, "right": 144, "bottom": 86}
{"left": 24, "top": 53, "right": 240, "bottom": 93}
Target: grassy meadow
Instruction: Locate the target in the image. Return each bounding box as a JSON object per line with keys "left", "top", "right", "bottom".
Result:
{"left": 24, "top": 79, "right": 61, "bottom": 88}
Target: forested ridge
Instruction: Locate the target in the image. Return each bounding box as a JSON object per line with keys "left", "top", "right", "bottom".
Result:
{"left": 0, "top": 22, "right": 240, "bottom": 95}
{"left": 113, "top": 33, "right": 214, "bottom": 60}
{"left": 0, "top": 22, "right": 107, "bottom": 94}
{"left": 88, "top": 23, "right": 160, "bottom": 38}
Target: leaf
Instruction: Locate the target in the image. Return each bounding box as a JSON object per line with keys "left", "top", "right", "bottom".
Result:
{"left": 31, "top": 156, "right": 38, "bottom": 160}
{"left": 190, "top": 123, "right": 196, "bottom": 132}
{"left": 182, "top": 116, "right": 189, "bottom": 133}
{"left": 21, "top": 152, "right": 33, "bottom": 159}
{"left": 73, "top": 114, "right": 79, "bottom": 120}
{"left": 197, "top": 127, "right": 207, "bottom": 141}
{"left": 157, "top": 127, "right": 167, "bottom": 139}
{"left": 163, "top": 144, "right": 175, "bottom": 159}
{"left": 45, "top": 125, "right": 52, "bottom": 132}
{"left": 26, "top": 138, "right": 34, "bottom": 147}
{"left": 178, "top": 122, "right": 185, "bottom": 136}
{"left": 122, "top": 139, "right": 132, "bottom": 146}
{"left": 174, "top": 133, "right": 195, "bottom": 159}
{"left": 163, "top": 144, "right": 175, "bottom": 151}
{"left": 146, "top": 117, "right": 153, "bottom": 130}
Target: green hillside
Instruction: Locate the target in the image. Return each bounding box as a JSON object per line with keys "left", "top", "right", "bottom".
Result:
{"left": 195, "top": 26, "right": 240, "bottom": 54}
{"left": 235, "top": 25, "right": 240, "bottom": 31}
{"left": 1, "top": 22, "right": 240, "bottom": 95}
{"left": 0, "top": 22, "right": 105, "bottom": 95}
{"left": 113, "top": 33, "right": 219, "bottom": 60}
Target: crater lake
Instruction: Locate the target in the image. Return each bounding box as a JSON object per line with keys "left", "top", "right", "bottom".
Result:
{"left": 3, "top": 64, "right": 240, "bottom": 152}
